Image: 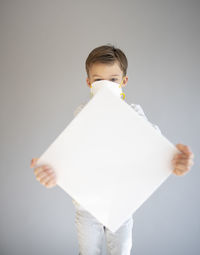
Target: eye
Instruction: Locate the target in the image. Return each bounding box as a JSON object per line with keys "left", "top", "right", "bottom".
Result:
{"left": 110, "top": 78, "right": 117, "bottom": 82}
{"left": 94, "top": 79, "right": 101, "bottom": 81}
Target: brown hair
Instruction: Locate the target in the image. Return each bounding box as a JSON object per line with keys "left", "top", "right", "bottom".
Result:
{"left": 85, "top": 43, "right": 128, "bottom": 78}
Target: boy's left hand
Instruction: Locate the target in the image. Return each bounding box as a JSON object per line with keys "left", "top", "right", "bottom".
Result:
{"left": 172, "top": 144, "right": 194, "bottom": 176}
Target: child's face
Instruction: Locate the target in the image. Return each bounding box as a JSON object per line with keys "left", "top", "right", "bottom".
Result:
{"left": 86, "top": 61, "right": 128, "bottom": 88}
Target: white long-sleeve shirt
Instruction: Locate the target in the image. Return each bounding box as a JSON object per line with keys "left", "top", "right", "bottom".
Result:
{"left": 73, "top": 101, "right": 162, "bottom": 134}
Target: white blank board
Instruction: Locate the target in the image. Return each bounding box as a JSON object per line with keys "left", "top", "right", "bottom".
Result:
{"left": 36, "top": 86, "right": 179, "bottom": 233}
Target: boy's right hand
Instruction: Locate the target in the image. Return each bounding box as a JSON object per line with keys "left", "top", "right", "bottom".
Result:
{"left": 30, "top": 158, "right": 57, "bottom": 188}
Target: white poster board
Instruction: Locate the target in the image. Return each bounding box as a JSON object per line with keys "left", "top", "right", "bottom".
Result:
{"left": 36, "top": 86, "right": 179, "bottom": 233}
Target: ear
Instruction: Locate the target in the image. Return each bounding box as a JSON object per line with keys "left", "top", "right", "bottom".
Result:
{"left": 86, "top": 77, "right": 92, "bottom": 88}
{"left": 121, "top": 76, "right": 128, "bottom": 87}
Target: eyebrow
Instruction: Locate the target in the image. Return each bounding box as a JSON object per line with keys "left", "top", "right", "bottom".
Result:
{"left": 92, "top": 74, "right": 120, "bottom": 77}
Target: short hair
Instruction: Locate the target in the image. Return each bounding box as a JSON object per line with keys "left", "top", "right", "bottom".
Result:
{"left": 85, "top": 43, "right": 128, "bottom": 78}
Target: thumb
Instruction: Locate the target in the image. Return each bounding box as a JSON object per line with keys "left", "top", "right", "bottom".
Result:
{"left": 30, "top": 158, "right": 39, "bottom": 168}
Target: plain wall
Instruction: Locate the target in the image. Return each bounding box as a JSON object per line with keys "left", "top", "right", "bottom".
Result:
{"left": 0, "top": 0, "right": 199, "bottom": 254}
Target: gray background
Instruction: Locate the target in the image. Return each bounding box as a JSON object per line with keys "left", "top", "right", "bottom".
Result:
{"left": 0, "top": 0, "right": 199, "bottom": 254}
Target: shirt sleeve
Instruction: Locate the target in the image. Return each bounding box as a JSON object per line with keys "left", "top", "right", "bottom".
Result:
{"left": 130, "top": 103, "right": 162, "bottom": 135}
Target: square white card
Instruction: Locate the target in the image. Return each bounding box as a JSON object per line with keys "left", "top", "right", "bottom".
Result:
{"left": 36, "top": 86, "right": 179, "bottom": 233}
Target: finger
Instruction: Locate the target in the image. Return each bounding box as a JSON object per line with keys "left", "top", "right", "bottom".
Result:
{"left": 43, "top": 175, "right": 56, "bottom": 186}
{"left": 174, "top": 164, "right": 189, "bottom": 172}
{"left": 30, "top": 158, "right": 39, "bottom": 168}
{"left": 34, "top": 166, "right": 43, "bottom": 176}
{"left": 173, "top": 169, "right": 181, "bottom": 175}
{"left": 174, "top": 162, "right": 193, "bottom": 172}
{"left": 176, "top": 143, "right": 185, "bottom": 152}
{"left": 45, "top": 178, "right": 57, "bottom": 188}
{"left": 176, "top": 144, "right": 193, "bottom": 156}
{"left": 36, "top": 169, "right": 53, "bottom": 180}
{"left": 173, "top": 153, "right": 193, "bottom": 160}
{"left": 40, "top": 174, "right": 56, "bottom": 186}
{"left": 173, "top": 158, "right": 194, "bottom": 166}
{"left": 173, "top": 168, "right": 186, "bottom": 176}
{"left": 45, "top": 182, "right": 56, "bottom": 188}
{"left": 35, "top": 167, "right": 54, "bottom": 178}
{"left": 34, "top": 165, "right": 51, "bottom": 176}
{"left": 39, "top": 174, "right": 53, "bottom": 185}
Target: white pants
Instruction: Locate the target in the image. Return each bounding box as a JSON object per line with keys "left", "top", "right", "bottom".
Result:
{"left": 72, "top": 199, "right": 134, "bottom": 255}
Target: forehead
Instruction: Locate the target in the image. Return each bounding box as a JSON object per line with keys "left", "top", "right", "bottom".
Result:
{"left": 89, "top": 61, "right": 123, "bottom": 78}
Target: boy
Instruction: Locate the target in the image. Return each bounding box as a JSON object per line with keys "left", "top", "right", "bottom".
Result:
{"left": 30, "top": 44, "right": 194, "bottom": 255}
